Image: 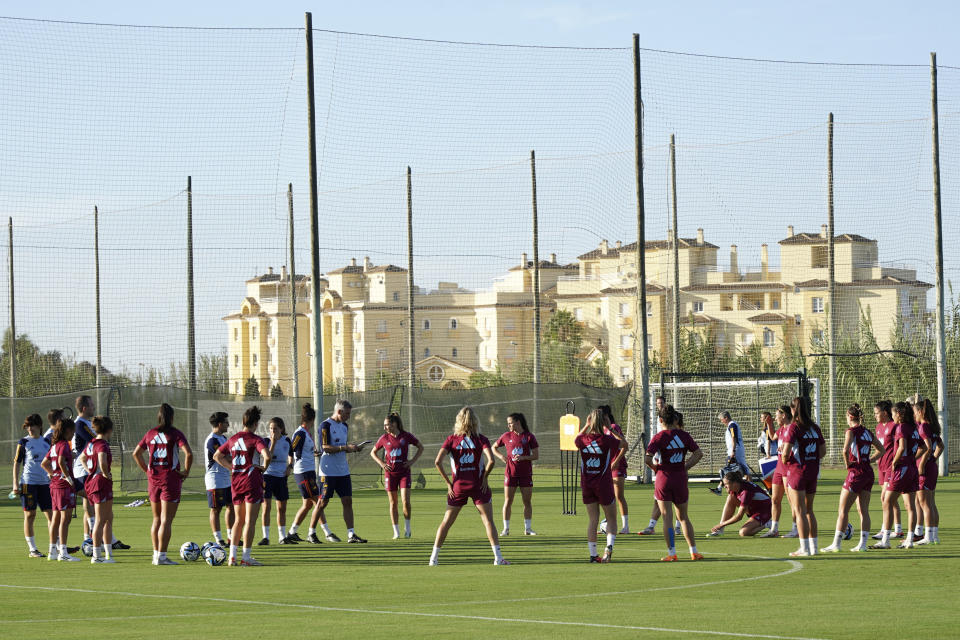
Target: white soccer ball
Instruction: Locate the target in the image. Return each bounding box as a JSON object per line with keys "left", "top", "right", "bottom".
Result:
{"left": 598, "top": 519, "right": 608, "bottom": 534}
{"left": 843, "top": 523, "right": 854, "bottom": 541}
{"left": 200, "top": 541, "right": 220, "bottom": 555}
{"left": 180, "top": 541, "right": 201, "bottom": 562}
{"left": 203, "top": 545, "right": 226, "bottom": 566}
{"left": 81, "top": 538, "right": 94, "bottom": 557}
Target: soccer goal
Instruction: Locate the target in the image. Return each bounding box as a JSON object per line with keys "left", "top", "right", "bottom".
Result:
{"left": 635, "top": 371, "right": 819, "bottom": 480}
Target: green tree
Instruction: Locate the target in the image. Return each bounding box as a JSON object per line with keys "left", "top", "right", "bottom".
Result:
{"left": 269, "top": 383, "right": 284, "bottom": 398}
{"left": 244, "top": 376, "right": 261, "bottom": 398}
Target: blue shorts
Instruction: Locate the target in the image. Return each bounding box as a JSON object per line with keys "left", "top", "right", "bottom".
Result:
{"left": 295, "top": 471, "right": 319, "bottom": 499}
{"left": 263, "top": 475, "right": 290, "bottom": 501}
{"left": 319, "top": 474, "right": 352, "bottom": 500}
{"left": 21, "top": 484, "right": 52, "bottom": 512}
{"left": 206, "top": 486, "right": 232, "bottom": 509}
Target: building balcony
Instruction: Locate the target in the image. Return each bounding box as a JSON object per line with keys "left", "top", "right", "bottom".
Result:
{"left": 617, "top": 316, "right": 633, "bottom": 328}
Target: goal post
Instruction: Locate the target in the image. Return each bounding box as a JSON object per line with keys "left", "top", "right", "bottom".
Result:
{"left": 624, "top": 371, "right": 818, "bottom": 480}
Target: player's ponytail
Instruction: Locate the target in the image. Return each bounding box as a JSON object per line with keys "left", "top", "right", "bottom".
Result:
{"left": 52, "top": 418, "right": 76, "bottom": 445}
{"left": 790, "top": 396, "right": 813, "bottom": 428}
{"left": 657, "top": 404, "right": 678, "bottom": 428}
{"left": 454, "top": 407, "right": 478, "bottom": 437}
{"left": 47, "top": 408, "right": 64, "bottom": 428}
{"left": 243, "top": 405, "right": 262, "bottom": 429}
{"left": 847, "top": 403, "right": 863, "bottom": 423}
{"left": 386, "top": 412, "right": 404, "bottom": 433}
{"left": 92, "top": 415, "right": 114, "bottom": 436}
{"left": 586, "top": 408, "right": 608, "bottom": 434}
{"left": 157, "top": 402, "right": 174, "bottom": 433}
{"left": 598, "top": 405, "right": 616, "bottom": 427}
{"left": 919, "top": 397, "right": 941, "bottom": 438}
{"left": 301, "top": 403, "right": 316, "bottom": 424}
{"left": 21, "top": 413, "right": 42, "bottom": 431}
{"left": 892, "top": 401, "right": 915, "bottom": 427}
{"left": 508, "top": 412, "right": 529, "bottom": 433}
{"left": 676, "top": 411, "right": 684, "bottom": 429}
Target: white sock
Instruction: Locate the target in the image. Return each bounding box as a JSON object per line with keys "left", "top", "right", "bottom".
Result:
{"left": 606, "top": 533, "right": 616, "bottom": 549}
{"left": 881, "top": 530, "right": 890, "bottom": 545}
{"left": 158, "top": 551, "right": 167, "bottom": 561}
{"left": 214, "top": 530, "right": 222, "bottom": 541}
{"left": 87, "top": 517, "right": 96, "bottom": 531}
{"left": 905, "top": 532, "right": 915, "bottom": 544}
{"left": 49, "top": 542, "right": 57, "bottom": 555}
{"left": 102, "top": 544, "right": 112, "bottom": 559}
{"left": 152, "top": 550, "right": 159, "bottom": 562}
{"left": 404, "top": 518, "right": 411, "bottom": 534}
{"left": 308, "top": 527, "right": 316, "bottom": 536}
{"left": 689, "top": 544, "right": 698, "bottom": 554}
{"left": 813, "top": 536, "right": 818, "bottom": 549}
{"left": 832, "top": 530, "right": 843, "bottom": 547}
{"left": 279, "top": 526, "right": 287, "bottom": 539}
{"left": 588, "top": 541, "right": 598, "bottom": 556}
{"left": 347, "top": 528, "right": 355, "bottom": 537}
{"left": 262, "top": 525, "right": 270, "bottom": 539}
{"left": 668, "top": 543, "right": 676, "bottom": 555}
{"left": 92, "top": 545, "right": 101, "bottom": 559}
{"left": 894, "top": 523, "right": 903, "bottom": 534}
{"left": 321, "top": 523, "right": 332, "bottom": 535}
{"left": 229, "top": 545, "right": 237, "bottom": 560}
{"left": 289, "top": 524, "right": 299, "bottom": 535}
{"left": 111, "top": 534, "right": 118, "bottom": 544}
{"left": 716, "top": 527, "right": 724, "bottom": 534}
{"left": 430, "top": 546, "right": 440, "bottom": 562}
{"left": 647, "top": 518, "right": 657, "bottom": 529}
{"left": 392, "top": 524, "right": 401, "bottom": 537}
{"left": 242, "top": 547, "right": 251, "bottom": 561}
{"left": 621, "top": 515, "right": 629, "bottom": 530}
{"left": 25, "top": 536, "right": 36, "bottom": 551}
{"left": 59, "top": 544, "right": 68, "bottom": 556}
{"left": 915, "top": 525, "right": 923, "bottom": 537}
{"left": 502, "top": 519, "right": 510, "bottom": 531}
{"left": 859, "top": 531, "right": 869, "bottom": 545}
{"left": 524, "top": 518, "right": 532, "bottom": 532}
{"left": 491, "top": 544, "right": 503, "bottom": 562}
{"left": 799, "top": 538, "right": 810, "bottom": 552}
{"left": 932, "top": 526, "right": 939, "bottom": 540}
{"left": 769, "top": 522, "right": 779, "bottom": 533}
{"left": 789, "top": 522, "right": 798, "bottom": 535}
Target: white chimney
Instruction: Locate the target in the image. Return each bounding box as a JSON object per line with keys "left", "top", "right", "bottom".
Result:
{"left": 787, "top": 225, "right": 794, "bottom": 237}
{"left": 760, "top": 244, "right": 769, "bottom": 280}
{"left": 600, "top": 239, "right": 609, "bottom": 256}
{"left": 350, "top": 257, "right": 357, "bottom": 267}
{"left": 281, "top": 265, "right": 288, "bottom": 279}
{"left": 696, "top": 228, "right": 704, "bottom": 245}
{"left": 267, "top": 266, "right": 274, "bottom": 275}
{"left": 730, "top": 245, "right": 738, "bottom": 274}
{"left": 550, "top": 253, "right": 557, "bottom": 264}
{"left": 615, "top": 240, "right": 622, "bottom": 250}
{"left": 820, "top": 224, "right": 828, "bottom": 239}
{"left": 521, "top": 252, "right": 528, "bottom": 267}
{"left": 363, "top": 256, "right": 371, "bottom": 271}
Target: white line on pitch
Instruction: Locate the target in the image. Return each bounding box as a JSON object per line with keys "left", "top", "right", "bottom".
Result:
{"left": 0, "top": 583, "right": 828, "bottom": 640}
{"left": 0, "top": 612, "right": 222, "bottom": 625}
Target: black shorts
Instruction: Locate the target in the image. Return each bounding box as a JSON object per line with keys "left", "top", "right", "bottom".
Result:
{"left": 295, "top": 471, "right": 319, "bottom": 499}
{"left": 206, "top": 486, "right": 232, "bottom": 509}
{"left": 21, "top": 484, "right": 52, "bottom": 512}
{"left": 319, "top": 474, "right": 352, "bottom": 500}
{"left": 263, "top": 475, "right": 290, "bottom": 501}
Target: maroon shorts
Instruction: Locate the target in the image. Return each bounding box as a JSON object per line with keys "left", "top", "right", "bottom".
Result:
{"left": 448, "top": 481, "right": 491, "bottom": 507}
{"left": 86, "top": 483, "right": 113, "bottom": 505}
{"left": 918, "top": 459, "right": 938, "bottom": 491}
{"left": 51, "top": 486, "right": 76, "bottom": 511}
{"left": 843, "top": 468, "right": 874, "bottom": 494}
{"left": 878, "top": 465, "right": 890, "bottom": 487}
{"left": 581, "top": 481, "right": 615, "bottom": 506}
{"left": 654, "top": 470, "right": 689, "bottom": 504}
{"left": 749, "top": 509, "right": 772, "bottom": 524}
{"left": 771, "top": 465, "right": 786, "bottom": 488}
{"left": 888, "top": 464, "right": 919, "bottom": 494}
{"left": 232, "top": 473, "right": 264, "bottom": 505}
{"left": 148, "top": 472, "right": 183, "bottom": 503}
{"left": 504, "top": 475, "right": 533, "bottom": 488}
{"left": 384, "top": 471, "right": 411, "bottom": 492}
{"left": 611, "top": 460, "right": 628, "bottom": 479}
{"left": 786, "top": 464, "right": 818, "bottom": 494}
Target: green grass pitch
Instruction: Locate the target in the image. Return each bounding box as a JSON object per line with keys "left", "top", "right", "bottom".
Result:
{"left": 0, "top": 470, "right": 956, "bottom": 639}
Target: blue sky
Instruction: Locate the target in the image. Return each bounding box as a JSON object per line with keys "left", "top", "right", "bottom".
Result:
{"left": 0, "top": 2, "right": 957, "bottom": 375}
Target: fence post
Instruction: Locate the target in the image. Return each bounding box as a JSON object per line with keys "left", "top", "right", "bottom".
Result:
{"left": 94, "top": 205, "right": 102, "bottom": 388}
{"left": 930, "top": 52, "right": 949, "bottom": 476}
{"left": 531, "top": 150, "right": 542, "bottom": 433}
{"left": 633, "top": 34, "right": 651, "bottom": 483}
{"left": 7, "top": 218, "right": 15, "bottom": 399}
{"left": 186, "top": 176, "right": 196, "bottom": 390}
{"left": 670, "top": 134, "right": 680, "bottom": 378}
{"left": 288, "top": 183, "right": 299, "bottom": 400}
{"left": 406, "top": 167, "right": 416, "bottom": 417}
{"left": 305, "top": 12, "right": 324, "bottom": 417}
{"left": 827, "top": 113, "right": 837, "bottom": 463}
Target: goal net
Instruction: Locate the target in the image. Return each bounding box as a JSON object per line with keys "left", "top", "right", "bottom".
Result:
{"left": 628, "top": 372, "right": 819, "bottom": 479}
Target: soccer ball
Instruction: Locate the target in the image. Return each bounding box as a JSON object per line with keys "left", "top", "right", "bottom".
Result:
{"left": 843, "top": 523, "right": 854, "bottom": 541}
{"left": 598, "top": 519, "right": 608, "bottom": 534}
{"left": 180, "top": 541, "right": 201, "bottom": 562}
{"left": 203, "top": 545, "right": 226, "bottom": 566}
{"left": 200, "top": 541, "right": 220, "bottom": 555}
{"left": 81, "top": 538, "right": 94, "bottom": 557}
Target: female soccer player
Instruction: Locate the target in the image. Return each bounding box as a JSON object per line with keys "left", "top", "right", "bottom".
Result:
{"left": 204, "top": 412, "right": 233, "bottom": 546}
{"left": 42, "top": 418, "right": 79, "bottom": 561}
{"left": 781, "top": 397, "right": 825, "bottom": 557}
{"left": 259, "top": 417, "right": 293, "bottom": 545}
{"left": 711, "top": 470, "right": 771, "bottom": 537}
{"left": 914, "top": 398, "right": 942, "bottom": 545}
{"left": 492, "top": 412, "right": 538, "bottom": 537}
{"left": 645, "top": 404, "right": 703, "bottom": 560}
{"left": 821, "top": 404, "right": 883, "bottom": 553}
{"left": 429, "top": 407, "right": 508, "bottom": 566}
{"left": 871, "top": 400, "right": 902, "bottom": 540}
{"left": 80, "top": 416, "right": 115, "bottom": 563}
{"left": 13, "top": 414, "right": 52, "bottom": 558}
{"left": 214, "top": 405, "right": 271, "bottom": 566}
{"left": 132, "top": 403, "right": 193, "bottom": 565}
{"left": 286, "top": 404, "right": 321, "bottom": 544}
{"left": 760, "top": 406, "right": 797, "bottom": 538}
{"left": 639, "top": 403, "right": 681, "bottom": 538}
{"left": 576, "top": 408, "right": 626, "bottom": 563}
{"left": 598, "top": 405, "right": 630, "bottom": 534}
{"left": 873, "top": 401, "right": 925, "bottom": 549}
{"left": 371, "top": 412, "right": 424, "bottom": 539}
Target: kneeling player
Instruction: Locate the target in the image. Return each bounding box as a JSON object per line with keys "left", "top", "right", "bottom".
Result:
{"left": 577, "top": 408, "right": 626, "bottom": 563}
{"left": 711, "top": 470, "right": 771, "bottom": 537}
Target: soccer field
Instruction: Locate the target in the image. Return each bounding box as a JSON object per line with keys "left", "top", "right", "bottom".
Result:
{"left": 1, "top": 470, "right": 956, "bottom": 640}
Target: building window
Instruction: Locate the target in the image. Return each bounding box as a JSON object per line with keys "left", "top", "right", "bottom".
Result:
{"left": 620, "top": 367, "right": 631, "bottom": 380}
{"left": 427, "top": 365, "right": 444, "bottom": 383}
{"left": 814, "top": 329, "right": 825, "bottom": 345}
{"left": 252, "top": 354, "right": 258, "bottom": 367}
{"left": 234, "top": 355, "right": 239, "bottom": 367}
{"left": 452, "top": 347, "right": 458, "bottom": 359}
{"left": 393, "top": 291, "right": 399, "bottom": 302}
{"left": 596, "top": 307, "right": 602, "bottom": 316}
{"left": 812, "top": 246, "right": 828, "bottom": 269}
{"left": 235, "top": 381, "right": 240, "bottom": 393}
{"left": 618, "top": 302, "right": 630, "bottom": 316}
{"left": 449, "top": 318, "right": 458, "bottom": 330}
{"left": 377, "top": 320, "right": 388, "bottom": 333}
{"left": 646, "top": 333, "right": 653, "bottom": 350}
{"left": 692, "top": 301, "right": 704, "bottom": 313}
{"left": 646, "top": 302, "right": 653, "bottom": 317}
{"left": 504, "top": 318, "right": 515, "bottom": 331}
{"left": 772, "top": 298, "right": 780, "bottom": 310}
{"left": 812, "top": 297, "right": 824, "bottom": 314}
{"left": 574, "top": 308, "right": 584, "bottom": 322}
{"left": 423, "top": 319, "right": 431, "bottom": 330}
{"left": 334, "top": 350, "right": 341, "bottom": 363}
{"left": 763, "top": 328, "right": 776, "bottom": 347}
{"left": 234, "top": 327, "right": 239, "bottom": 341}
{"left": 335, "top": 321, "right": 340, "bottom": 335}
{"left": 424, "top": 347, "right": 431, "bottom": 358}
{"left": 353, "top": 318, "right": 361, "bottom": 333}
{"left": 620, "top": 334, "right": 631, "bottom": 349}
{"left": 252, "top": 327, "right": 257, "bottom": 340}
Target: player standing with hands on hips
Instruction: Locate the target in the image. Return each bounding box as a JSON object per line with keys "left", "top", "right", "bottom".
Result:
{"left": 371, "top": 412, "right": 424, "bottom": 539}
{"left": 492, "top": 412, "right": 539, "bottom": 537}
{"left": 576, "top": 408, "right": 626, "bottom": 563}
{"left": 316, "top": 400, "right": 368, "bottom": 543}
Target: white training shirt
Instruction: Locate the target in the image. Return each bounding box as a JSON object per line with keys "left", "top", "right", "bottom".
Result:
{"left": 203, "top": 432, "right": 231, "bottom": 490}
{"left": 318, "top": 419, "right": 350, "bottom": 477}
{"left": 725, "top": 420, "right": 747, "bottom": 462}
{"left": 291, "top": 426, "right": 316, "bottom": 474}
{"left": 265, "top": 436, "right": 291, "bottom": 477}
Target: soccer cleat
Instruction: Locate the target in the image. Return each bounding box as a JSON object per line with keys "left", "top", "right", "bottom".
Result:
{"left": 850, "top": 545, "right": 868, "bottom": 552}
{"left": 392, "top": 532, "right": 400, "bottom": 540}
{"left": 112, "top": 540, "right": 131, "bottom": 550}
{"left": 228, "top": 557, "right": 239, "bottom": 566}
{"left": 28, "top": 550, "right": 44, "bottom": 558}
{"left": 781, "top": 530, "right": 799, "bottom": 538}
{"left": 690, "top": 552, "right": 704, "bottom": 561}
{"left": 404, "top": 531, "right": 412, "bottom": 538}
{"left": 257, "top": 537, "right": 270, "bottom": 546}
{"left": 59, "top": 554, "right": 81, "bottom": 562}
{"left": 524, "top": 529, "right": 537, "bottom": 536}
{"left": 661, "top": 554, "right": 678, "bottom": 562}
{"left": 347, "top": 533, "right": 367, "bottom": 544}
{"left": 307, "top": 533, "right": 323, "bottom": 544}
{"left": 279, "top": 536, "right": 298, "bottom": 545}
{"left": 325, "top": 532, "right": 342, "bottom": 543}
{"left": 500, "top": 528, "right": 510, "bottom": 536}
{"left": 155, "top": 557, "right": 179, "bottom": 565}
{"left": 428, "top": 558, "right": 439, "bottom": 566}
{"left": 890, "top": 531, "right": 904, "bottom": 539}
{"left": 66, "top": 545, "right": 80, "bottom": 554}
{"left": 638, "top": 526, "right": 655, "bottom": 536}
{"left": 493, "top": 558, "right": 511, "bottom": 565}
{"left": 820, "top": 544, "right": 841, "bottom": 553}
{"left": 215, "top": 539, "right": 228, "bottom": 547}
{"left": 788, "top": 549, "right": 811, "bottom": 557}
{"left": 868, "top": 542, "right": 891, "bottom": 550}
{"left": 914, "top": 537, "right": 932, "bottom": 546}
{"left": 48, "top": 551, "right": 59, "bottom": 562}
{"left": 706, "top": 530, "right": 723, "bottom": 537}
{"left": 619, "top": 527, "right": 631, "bottom": 535}
{"left": 871, "top": 532, "right": 884, "bottom": 540}
{"left": 92, "top": 557, "right": 116, "bottom": 564}
{"left": 589, "top": 555, "right": 602, "bottom": 563}
{"left": 600, "top": 547, "right": 613, "bottom": 563}
{"left": 240, "top": 558, "right": 263, "bottom": 566}
{"left": 759, "top": 530, "right": 779, "bottom": 538}
{"left": 287, "top": 532, "right": 304, "bottom": 542}
{"left": 708, "top": 487, "right": 723, "bottom": 496}
{"left": 897, "top": 542, "right": 913, "bottom": 550}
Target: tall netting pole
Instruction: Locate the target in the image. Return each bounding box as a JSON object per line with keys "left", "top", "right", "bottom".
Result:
{"left": 670, "top": 134, "right": 680, "bottom": 376}
{"left": 531, "top": 150, "right": 541, "bottom": 432}
{"left": 406, "top": 166, "right": 416, "bottom": 421}
{"left": 305, "top": 12, "right": 323, "bottom": 415}
{"left": 186, "top": 175, "right": 196, "bottom": 390}
{"left": 930, "top": 53, "right": 949, "bottom": 477}
{"left": 827, "top": 113, "right": 837, "bottom": 462}
{"left": 94, "top": 205, "right": 102, "bottom": 388}
{"left": 7, "top": 218, "right": 15, "bottom": 401}
{"left": 288, "top": 183, "right": 299, "bottom": 400}
{"left": 633, "top": 34, "right": 651, "bottom": 482}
